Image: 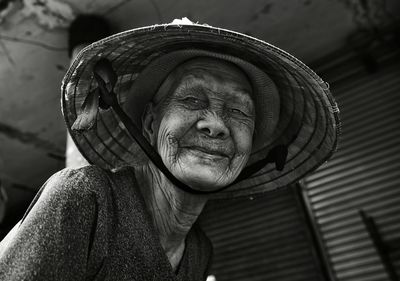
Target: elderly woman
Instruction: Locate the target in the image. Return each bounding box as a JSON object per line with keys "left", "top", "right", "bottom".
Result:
{"left": 0, "top": 18, "right": 340, "bottom": 281}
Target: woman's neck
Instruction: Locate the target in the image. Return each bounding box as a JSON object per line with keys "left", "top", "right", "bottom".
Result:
{"left": 134, "top": 162, "right": 208, "bottom": 270}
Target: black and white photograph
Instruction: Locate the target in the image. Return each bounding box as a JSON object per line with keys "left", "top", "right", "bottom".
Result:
{"left": 0, "top": 0, "right": 399, "bottom": 280}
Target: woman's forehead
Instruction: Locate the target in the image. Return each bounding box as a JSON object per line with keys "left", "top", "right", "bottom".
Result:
{"left": 180, "top": 58, "right": 252, "bottom": 93}
{"left": 181, "top": 58, "right": 251, "bottom": 86}
{"left": 153, "top": 57, "right": 254, "bottom": 104}
{"left": 179, "top": 73, "right": 253, "bottom": 103}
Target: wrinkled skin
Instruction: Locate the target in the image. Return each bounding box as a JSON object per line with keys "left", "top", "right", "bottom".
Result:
{"left": 143, "top": 59, "right": 255, "bottom": 191}
{"left": 137, "top": 58, "right": 256, "bottom": 271}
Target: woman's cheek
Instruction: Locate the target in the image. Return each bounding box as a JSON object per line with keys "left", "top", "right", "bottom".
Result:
{"left": 157, "top": 127, "right": 178, "bottom": 165}
{"left": 156, "top": 114, "right": 193, "bottom": 165}
{"left": 233, "top": 125, "right": 254, "bottom": 155}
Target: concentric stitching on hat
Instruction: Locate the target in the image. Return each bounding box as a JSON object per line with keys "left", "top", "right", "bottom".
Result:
{"left": 62, "top": 23, "right": 340, "bottom": 198}
{"left": 69, "top": 48, "right": 334, "bottom": 189}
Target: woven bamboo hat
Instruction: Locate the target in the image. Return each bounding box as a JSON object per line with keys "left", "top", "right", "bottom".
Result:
{"left": 62, "top": 18, "right": 340, "bottom": 198}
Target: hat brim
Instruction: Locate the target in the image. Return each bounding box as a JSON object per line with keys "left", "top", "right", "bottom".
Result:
{"left": 62, "top": 22, "right": 340, "bottom": 198}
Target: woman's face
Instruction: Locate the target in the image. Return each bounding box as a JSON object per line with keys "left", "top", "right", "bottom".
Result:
{"left": 144, "top": 59, "right": 255, "bottom": 191}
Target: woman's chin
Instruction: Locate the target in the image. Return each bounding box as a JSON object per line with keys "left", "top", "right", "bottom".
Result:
{"left": 175, "top": 168, "right": 234, "bottom": 192}
{"left": 167, "top": 153, "right": 247, "bottom": 192}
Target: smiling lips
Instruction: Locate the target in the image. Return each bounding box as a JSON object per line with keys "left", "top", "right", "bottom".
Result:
{"left": 182, "top": 145, "right": 232, "bottom": 159}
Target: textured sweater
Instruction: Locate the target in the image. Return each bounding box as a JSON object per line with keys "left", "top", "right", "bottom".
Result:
{"left": 0, "top": 165, "right": 212, "bottom": 281}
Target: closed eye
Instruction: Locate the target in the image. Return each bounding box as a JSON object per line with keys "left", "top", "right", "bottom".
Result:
{"left": 229, "top": 107, "right": 250, "bottom": 117}
{"left": 180, "top": 96, "right": 207, "bottom": 109}
{"left": 184, "top": 97, "right": 201, "bottom": 104}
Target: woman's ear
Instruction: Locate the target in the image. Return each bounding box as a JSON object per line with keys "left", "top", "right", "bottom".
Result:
{"left": 142, "top": 102, "right": 157, "bottom": 146}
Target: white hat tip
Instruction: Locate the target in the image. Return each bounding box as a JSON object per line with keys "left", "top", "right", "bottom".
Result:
{"left": 171, "top": 17, "right": 195, "bottom": 25}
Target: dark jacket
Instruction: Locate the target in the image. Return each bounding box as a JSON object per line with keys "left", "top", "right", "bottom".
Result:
{"left": 0, "top": 165, "right": 212, "bottom": 281}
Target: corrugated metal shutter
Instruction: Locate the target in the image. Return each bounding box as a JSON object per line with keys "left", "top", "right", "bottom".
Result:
{"left": 199, "top": 186, "right": 326, "bottom": 281}
{"left": 304, "top": 47, "right": 400, "bottom": 281}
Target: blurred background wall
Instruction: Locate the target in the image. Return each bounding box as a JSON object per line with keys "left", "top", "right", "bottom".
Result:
{"left": 0, "top": 0, "right": 399, "bottom": 280}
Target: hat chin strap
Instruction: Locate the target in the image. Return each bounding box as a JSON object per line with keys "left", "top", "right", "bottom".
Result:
{"left": 93, "top": 59, "right": 288, "bottom": 195}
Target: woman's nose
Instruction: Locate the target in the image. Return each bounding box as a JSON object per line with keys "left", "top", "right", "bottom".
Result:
{"left": 196, "top": 113, "right": 230, "bottom": 139}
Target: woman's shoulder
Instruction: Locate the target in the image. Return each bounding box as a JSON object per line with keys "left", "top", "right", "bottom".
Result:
{"left": 43, "top": 165, "right": 137, "bottom": 200}
{"left": 46, "top": 165, "right": 108, "bottom": 191}
{"left": 52, "top": 164, "right": 107, "bottom": 181}
{"left": 32, "top": 165, "right": 119, "bottom": 208}
{"left": 14, "top": 165, "right": 117, "bottom": 230}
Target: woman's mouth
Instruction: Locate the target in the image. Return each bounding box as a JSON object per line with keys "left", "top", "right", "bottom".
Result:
{"left": 183, "top": 145, "right": 231, "bottom": 159}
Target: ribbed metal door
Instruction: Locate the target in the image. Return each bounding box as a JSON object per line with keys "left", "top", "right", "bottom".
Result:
{"left": 200, "top": 186, "right": 326, "bottom": 281}
{"left": 304, "top": 50, "right": 400, "bottom": 281}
